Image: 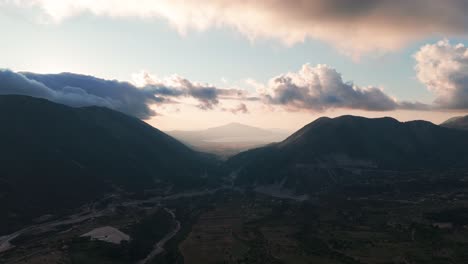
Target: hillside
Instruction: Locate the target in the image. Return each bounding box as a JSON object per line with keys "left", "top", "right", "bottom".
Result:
{"left": 0, "top": 95, "right": 221, "bottom": 234}
{"left": 228, "top": 116, "right": 468, "bottom": 190}
{"left": 441, "top": 115, "right": 468, "bottom": 130}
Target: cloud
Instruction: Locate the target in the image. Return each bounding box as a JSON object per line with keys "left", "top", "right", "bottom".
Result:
{"left": 222, "top": 103, "right": 249, "bottom": 114}
{"left": 11, "top": 71, "right": 160, "bottom": 118}
{"left": 8, "top": 0, "right": 468, "bottom": 56}
{"left": 0, "top": 69, "right": 252, "bottom": 118}
{"left": 415, "top": 40, "right": 468, "bottom": 110}
{"left": 0, "top": 70, "right": 158, "bottom": 117}
{"left": 259, "top": 64, "right": 402, "bottom": 111}
{"left": 0, "top": 65, "right": 431, "bottom": 118}
{"left": 133, "top": 71, "right": 249, "bottom": 110}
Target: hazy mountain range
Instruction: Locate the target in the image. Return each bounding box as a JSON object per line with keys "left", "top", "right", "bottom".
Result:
{"left": 167, "top": 123, "right": 290, "bottom": 158}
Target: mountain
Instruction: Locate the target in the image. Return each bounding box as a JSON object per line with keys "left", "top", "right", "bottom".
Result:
{"left": 168, "top": 122, "right": 290, "bottom": 157}
{"left": 228, "top": 115, "right": 468, "bottom": 191}
{"left": 169, "top": 122, "right": 289, "bottom": 143}
{"left": 441, "top": 115, "right": 468, "bottom": 130}
{"left": 0, "top": 95, "right": 221, "bottom": 234}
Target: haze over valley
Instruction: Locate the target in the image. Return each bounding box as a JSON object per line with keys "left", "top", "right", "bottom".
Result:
{"left": 167, "top": 123, "right": 290, "bottom": 157}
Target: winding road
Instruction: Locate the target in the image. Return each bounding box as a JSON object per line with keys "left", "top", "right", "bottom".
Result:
{"left": 137, "top": 208, "right": 181, "bottom": 264}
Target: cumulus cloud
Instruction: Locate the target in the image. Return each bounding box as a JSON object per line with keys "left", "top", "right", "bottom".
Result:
{"left": 0, "top": 70, "right": 158, "bottom": 118}
{"left": 7, "top": 0, "right": 468, "bottom": 56}
{"left": 259, "top": 64, "right": 402, "bottom": 111}
{"left": 0, "top": 69, "right": 252, "bottom": 118}
{"left": 0, "top": 65, "right": 431, "bottom": 118}
{"left": 132, "top": 71, "right": 249, "bottom": 110}
{"left": 415, "top": 40, "right": 468, "bottom": 110}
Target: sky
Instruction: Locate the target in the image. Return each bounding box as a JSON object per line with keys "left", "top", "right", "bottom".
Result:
{"left": 1, "top": 1, "right": 468, "bottom": 131}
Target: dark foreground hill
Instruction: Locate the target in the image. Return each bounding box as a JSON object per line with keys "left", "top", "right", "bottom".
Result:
{"left": 441, "top": 115, "right": 468, "bottom": 130}
{"left": 0, "top": 95, "right": 221, "bottom": 234}
{"left": 228, "top": 115, "right": 468, "bottom": 190}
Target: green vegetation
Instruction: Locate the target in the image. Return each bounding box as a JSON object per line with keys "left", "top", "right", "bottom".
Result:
{"left": 126, "top": 209, "right": 175, "bottom": 260}
{"left": 69, "top": 208, "right": 174, "bottom": 263}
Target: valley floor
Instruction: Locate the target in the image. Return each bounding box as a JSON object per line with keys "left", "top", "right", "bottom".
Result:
{"left": 2, "top": 171, "right": 468, "bottom": 264}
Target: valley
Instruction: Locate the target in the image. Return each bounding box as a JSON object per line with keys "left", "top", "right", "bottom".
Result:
{"left": 3, "top": 167, "right": 468, "bottom": 264}
{"left": 167, "top": 123, "right": 290, "bottom": 158}
{"left": 1, "top": 97, "right": 468, "bottom": 264}
{"left": 3, "top": 3, "right": 468, "bottom": 263}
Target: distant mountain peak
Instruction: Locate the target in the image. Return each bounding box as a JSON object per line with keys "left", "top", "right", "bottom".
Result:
{"left": 167, "top": 121, "right": 291, "bottom": 156}
{"left": 226, "top": 122, "right": 244, "bottom": 126}
{"left": 215, "top": 122, "right": 257, "bottom": 129}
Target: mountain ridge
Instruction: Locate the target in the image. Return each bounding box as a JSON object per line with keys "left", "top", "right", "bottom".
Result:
{"left": 169, "top": 122, "right": 288, "bottom": 139}
{"left": 0, "top": 95, "right": 221, "bottom": 234}
{"left": 441, "top": 115, "right": 468, "bottom": 130}
{"left": 228, "top": 115, "right": 468, "bottom": 189}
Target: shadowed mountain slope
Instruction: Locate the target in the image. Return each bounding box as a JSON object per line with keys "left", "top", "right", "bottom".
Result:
{"left": 228, "top": 115, "right": 468, "bottom": 187}
{"left": 441, "top": 115, "right": 468, "bottom": 130}
{"left": 0, "top": 95, "right": 221, "bottom": 234}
